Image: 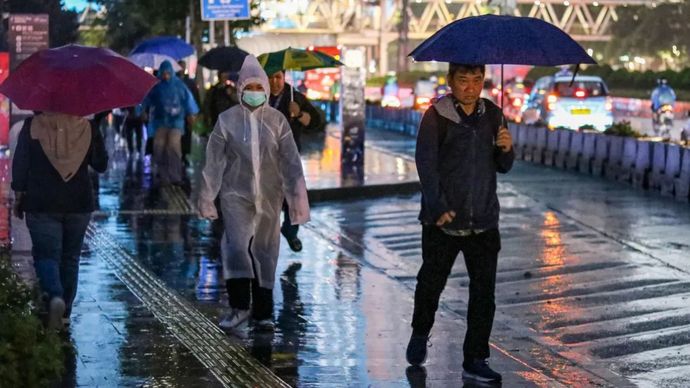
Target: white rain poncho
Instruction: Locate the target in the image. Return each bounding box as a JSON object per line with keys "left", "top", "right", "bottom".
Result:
{"left": 198, "top": 55, "right": 310, "bottom": 288}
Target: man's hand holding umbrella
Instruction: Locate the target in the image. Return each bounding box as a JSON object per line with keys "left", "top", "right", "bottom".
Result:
{"left": 496, "top": 127, "right": 513, "bottom": 153}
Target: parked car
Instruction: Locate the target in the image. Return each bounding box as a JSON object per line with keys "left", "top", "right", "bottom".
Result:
{"left": 520, "top": 75, "right": 613, "bottom": 131}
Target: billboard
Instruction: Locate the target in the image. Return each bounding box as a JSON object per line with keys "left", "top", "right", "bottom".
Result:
{"left": 200, "top": 0, "right": 250, "bottom": 21}
{"left": 0, "top": 53, "right": 9, "bottom": 147}
{"left": 8, "top": 14, "right": 49, "bottom": 69}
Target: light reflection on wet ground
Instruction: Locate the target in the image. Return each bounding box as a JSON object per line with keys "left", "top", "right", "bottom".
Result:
{"left": 77, "top": 130, "right": 556, "bottom": 386}
{"left": 28, "top": 125, "right": 690, "bottom": 386}
{"left": 305, "top": 128, "right": 690, "bottom": 386}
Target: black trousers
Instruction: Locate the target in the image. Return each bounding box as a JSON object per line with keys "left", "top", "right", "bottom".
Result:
{"left": 124, "top": 121, "right": 143, "bottom": 153}
{"left": 411, "top": 226, "right": 500, "bottom": 361}
{"left": 226, "top": 278, "right": 273, "bottom": 320}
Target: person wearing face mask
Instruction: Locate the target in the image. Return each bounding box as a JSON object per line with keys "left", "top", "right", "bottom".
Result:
{"left": 198, "top": 55, "right": 310, "bottom": 331}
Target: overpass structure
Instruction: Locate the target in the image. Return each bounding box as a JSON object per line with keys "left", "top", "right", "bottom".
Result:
{"left": 241, "top": 0, "right": 658, "bottom": 74}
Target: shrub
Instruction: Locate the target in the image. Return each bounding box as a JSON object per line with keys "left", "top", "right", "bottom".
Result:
{"left": 604, "top": 121, "right": 642, "bottom": 137}
{"left": 0, "top": 257, "right": 65, "bottom": 387}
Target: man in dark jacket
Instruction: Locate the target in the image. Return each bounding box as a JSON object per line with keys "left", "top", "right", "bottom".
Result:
{"left": 268, "top": 70, "right": 321, "bottom": 252}
{"left": 406, "top": 63, "right": 514, "bottom": 384}
{"left": 204, "top": 71, "right": 239, "bottom": 129}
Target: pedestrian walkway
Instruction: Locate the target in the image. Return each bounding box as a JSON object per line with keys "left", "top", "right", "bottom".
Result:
{"left": 339, "top": 128, "right": 690, "bottom": 387}
{"left": 10, "top": 124, "right": 689, "bottom": 386}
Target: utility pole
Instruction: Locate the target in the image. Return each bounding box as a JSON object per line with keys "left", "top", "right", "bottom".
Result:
{"left": 397, "top": 0, "right": 409, "bottom": 73}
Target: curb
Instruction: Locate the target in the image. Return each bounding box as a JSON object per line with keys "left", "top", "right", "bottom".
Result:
{"left": 308, "top": 180, "right": 420, "bottom": 203}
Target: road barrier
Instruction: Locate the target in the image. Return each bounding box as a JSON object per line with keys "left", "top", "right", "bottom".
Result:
{"left": 366, "top": 105, "right": 690, "bottom": 202}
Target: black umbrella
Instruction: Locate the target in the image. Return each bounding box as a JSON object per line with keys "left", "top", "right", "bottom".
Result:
{"left": 198, "top": 46, "right": 250, "bottom": 73}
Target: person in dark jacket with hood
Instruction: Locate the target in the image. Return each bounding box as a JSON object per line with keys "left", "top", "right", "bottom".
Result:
{"left": 406, "top": 63, "right": 514, "bottom": 384}
{"left": 268, "top": 70, "right": 321, "bottom": 252}
{"left": 12, "top": 112, "right": 108, "bottom": 330}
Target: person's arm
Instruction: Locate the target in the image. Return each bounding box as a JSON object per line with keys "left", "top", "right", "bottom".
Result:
{"left": 139, "top": 92, "right": 152, "bottom": 121}
{"left": 415, "top": 107, "right": 450, "bottom": 222}
{"left": 197, "top": 121, "right": 228, "bottom": 220}
{"left": 278, "top": 118, "right": 310, "bottom": 225}
{"left": 297, "top": 93, "right": 321, "bottom": 129}
{"left": 89, "top": 122, "right": 109, "bottom": 173}
{"left": 11, "top": 120, "right": 31, "bottom": 218}
{"left": 494, "top": 113, "right": 514, "bottom": 174}
{"left": 184, "top": 87, "right": 200, "bottom": 116}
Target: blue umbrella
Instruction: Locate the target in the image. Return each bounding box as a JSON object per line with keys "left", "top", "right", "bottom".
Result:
{"left": 130, "top": 36, "right": 195, "bottom": 60}
{"left": 409, "top": 15, "right": 595, "bottom": 66}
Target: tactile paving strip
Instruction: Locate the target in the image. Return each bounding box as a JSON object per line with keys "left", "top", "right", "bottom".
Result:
{"left": 86, "top": 224, "right": 290, "bottom": 388}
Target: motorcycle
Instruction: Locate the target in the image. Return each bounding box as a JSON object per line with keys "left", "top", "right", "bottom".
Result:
{"left": 653, "top": 104, "right": 674, "bottom": 139}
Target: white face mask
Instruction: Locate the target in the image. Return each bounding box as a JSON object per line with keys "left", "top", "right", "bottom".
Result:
{"left": 242, "top": 90, "right": 266, "bottom": 107}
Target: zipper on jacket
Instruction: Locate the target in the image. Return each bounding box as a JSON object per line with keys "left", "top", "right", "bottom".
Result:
{"left": 469, "top": 128, "right": 476, "bottom": 228}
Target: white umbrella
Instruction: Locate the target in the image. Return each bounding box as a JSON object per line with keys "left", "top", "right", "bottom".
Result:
{"left": 128, "top": 53, "right": 182, "bottom": 72}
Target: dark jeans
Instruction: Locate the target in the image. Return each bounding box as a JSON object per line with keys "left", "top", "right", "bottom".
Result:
{"left": 411, "top": 226, "right": 500, "bottom": 361}
{"left": 226, "top": 278, "right": 273, "bottom": 320}
{"left": 124, "top": 120, "right": 144, "bottom": 154}
{"left": 26, "top": 212, "right": 91, "bottom": 317}
{"left": 281, "top": 200, "right": 299, "bottom": 240}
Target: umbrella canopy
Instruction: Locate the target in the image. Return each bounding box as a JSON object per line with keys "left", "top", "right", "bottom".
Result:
{"left": 409, "top": 15, "right": 596, "bottom": 66}
{"left": 0, "top": 44, "right": 158, "bottom": 116}
{"left": 129, "top": 53, "right": 182, "bottom": 72}
{"left": 129, "top": 36, "right": 194, "bottom": 60}
{"left": 258, "top": 47, "right": 343, "bottom": 76}
{"left": 198, "top": 46, "right": 249, "bottom": 73}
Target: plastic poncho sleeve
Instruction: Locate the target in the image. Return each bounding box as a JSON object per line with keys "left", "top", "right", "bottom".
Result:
{"left": 277, "top": 119, "right": 310, "bottom": 225}
{"left": 198, "top": 121, "right": 227, "bottom": 219}
{"left": 184, "top": 87, "right": 200, "bottom": 116}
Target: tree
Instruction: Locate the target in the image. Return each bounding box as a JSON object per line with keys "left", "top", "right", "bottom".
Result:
{"left": 95, "top": 0, "right": 264, "bottom": 55}
{"left": 607, "top": 2, "right": 690, "bottom": 69}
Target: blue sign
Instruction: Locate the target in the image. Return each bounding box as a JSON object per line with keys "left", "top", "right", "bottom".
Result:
{"left": 200, "top": 0, "right": 250, "bottom": 21}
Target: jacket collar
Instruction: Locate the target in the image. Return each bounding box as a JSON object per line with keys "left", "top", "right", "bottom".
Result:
{"left": 433, "top": 95, "right": 486, "bottom": 124}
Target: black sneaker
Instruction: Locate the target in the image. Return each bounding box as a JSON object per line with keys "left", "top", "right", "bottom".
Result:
{"left": 462, "top": 359, "right": 502, "bottom": 383}
{"left": 406, "top": 334, "right": 430, "bottom": 366}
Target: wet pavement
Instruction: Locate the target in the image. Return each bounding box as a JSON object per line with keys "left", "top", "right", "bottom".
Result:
{"left": 7, "top": 124, "right": 690, "bottom": 387}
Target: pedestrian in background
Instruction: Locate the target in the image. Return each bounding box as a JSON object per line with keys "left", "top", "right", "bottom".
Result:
{"left": 407, "top": 63, "right": 514, "bottom": 384}
{"left": 268, "top": 69, "right": 321, "bottom": 252}
{"left": 12, "top": 112, "right": 108, "bottom": 330}
{"left": 177, "top": 60, "right": 201, "bottom": 166}
{"left": 122, "top": 106, "right": 144, "bottom": 156}
{"left": 198, "top": 55, "right": 310, "bottom": 331}
{"left": 140, "top": 60, "right": 199, "bottom": 186}
{"left": 204, "top": 70, "right": 239, "bottom": 129}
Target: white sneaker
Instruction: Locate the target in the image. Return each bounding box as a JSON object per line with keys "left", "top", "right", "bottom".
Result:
{"left": 219, "top": 308, "right": 250, "bottom": 330}
{"left": 254, "top": 319, "right": 275, "bottom": 331}
{"left": 48, "top": 297, "right": 66, "bottom": 331}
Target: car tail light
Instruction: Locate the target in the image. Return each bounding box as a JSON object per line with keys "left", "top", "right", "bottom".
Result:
{"left": 605, "top": 97, "right": 613, "bottom": 111}
{"left": 575, "top": 89, "right": 586, "bottom": 98}
{"left": 546, "top": 94, "right": 558, "bottom": 111}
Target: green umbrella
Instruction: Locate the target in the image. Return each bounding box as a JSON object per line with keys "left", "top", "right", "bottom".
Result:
{"left": 258, "top": 47, "right": 343, "bottom": 101}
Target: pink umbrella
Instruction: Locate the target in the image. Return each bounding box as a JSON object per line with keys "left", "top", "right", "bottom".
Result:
{"left": 0, "top": 44, "right": 158, "bottom": 116}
